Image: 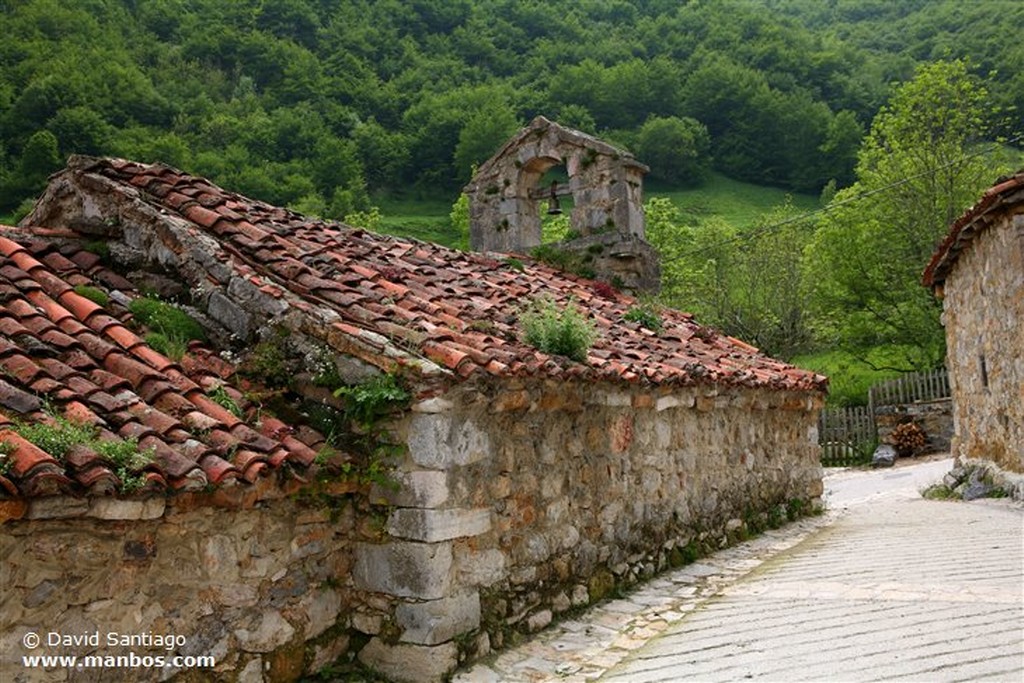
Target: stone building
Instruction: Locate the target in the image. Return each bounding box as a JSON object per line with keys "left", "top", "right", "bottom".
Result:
{"left": 923, "top": 171, "right": 1024, "bottom": 472}
{"left": 0, "top": 156, "right": 826, "bottom": 682}
{"left": 465, "top": 116, "right": 660, "bottom": 293}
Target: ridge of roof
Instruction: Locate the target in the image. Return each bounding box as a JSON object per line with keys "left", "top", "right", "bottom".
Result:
{"left": 923, "top": 170, "right": 1024, "bottom": 288}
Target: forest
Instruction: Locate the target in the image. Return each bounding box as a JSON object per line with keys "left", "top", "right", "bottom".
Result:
{"left": 1, "top": 0, "right": 1022, "bottom": 404}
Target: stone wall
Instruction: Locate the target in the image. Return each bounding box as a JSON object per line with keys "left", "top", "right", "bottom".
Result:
{"left": 941, "top": 210, "right": 1024, "bottom": 471}
{"left": 1, "top": 379, "right": 824, "bottom": 683}
{"left": 1, "top": 491, "right": 366, "bottom": 682}
{"left": 358, "top": 379, "right": 824, "bottom": 681}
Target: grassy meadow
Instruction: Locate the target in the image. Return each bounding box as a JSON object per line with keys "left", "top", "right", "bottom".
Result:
{"left": 371, "top": 172, "right": 820, "bottom": 249}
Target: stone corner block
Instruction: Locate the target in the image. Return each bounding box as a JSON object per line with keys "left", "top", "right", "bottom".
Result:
{"left": 407, "top": 413, "right": 490, "bottom": 469}
{"left": 354, "top": 541, "right": 452, "bottom": 600}
{"left": 358, "top": 638, "right": 458, "bottom": 683}
{"left": 234, "top": 609, "right": 295, "bottom": 653}
{"left": 387, "top": 508, "right": 490, "bottom": 543}
{"left": 396, "top": 590, "right": 481, "bottom": 646}
{"left": 372, "top": 470, "right": 450, "bottom": 508}
{"left": 455, "top": 547, "right": 507, "bottom": 588}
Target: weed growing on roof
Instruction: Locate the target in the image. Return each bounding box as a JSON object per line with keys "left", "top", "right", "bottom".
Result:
{"left": 521, "top": 296, "right": 596, "bottom": 363}
{"left": 530, "top": 244, "right": 581, "bottom": 274}
{"left": 310, "top": 348, "right": 342, "bottom": 389}
{"left": 94, "top": 438, "right": 155, "bottom": 493}
{"left": 467, "top": 319, "right": 496, "bottom": 334}
{"left": 15, "top": 416, "right": 96, "bottom": 459}
{"left": 14, "top": 413, "right": 154, "bottom": 493}
{"left": 0, "top": 441, "right": 14, "bottom": 475}
{"left": 73, "top": 285, "right": 109, "bottom": 307}
{"left": 241, "top": 330, "right": 292, "bottom": 388}
{"left": 83, "top": 240, "right": 111, "bottom": 260}
{"left": 207, "top": 384, "right": 242, "bottom": 418}
{"left": 334, "top": 374, "right": 411, "bottom": 430}
{"left": 129, "top": 296, "right": 206, "bottom": 360}
{"left": 623, "top": 305, "right": 663, "bottom": 333}
{"left": 591, "top": 280, "right": 617, "bottom": 299}
{"left": 504, "top": 257, "right": 525, "bottom": 272}
{"left": 327, "top": 374, "right": 410, "bottom": 490}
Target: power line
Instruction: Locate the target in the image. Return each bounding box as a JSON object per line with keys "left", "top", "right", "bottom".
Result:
{"left": 658, "top": 133, "right": 1023, "bottom": 263}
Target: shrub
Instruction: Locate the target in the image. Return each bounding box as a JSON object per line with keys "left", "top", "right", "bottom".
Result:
{"left": 14, "top": 414, "right": 153, "bottom": 492}
{"left": 521, "top": 297, "right": 596, "bottom": 363}
{"left": 334, "top": 374, "right": 410, "bottom": 430}
{"left": 15, "top": 416, "right": 96, "bottom": 459}
{"left": 591, "top": 280, "right": 617, "bottom": 300}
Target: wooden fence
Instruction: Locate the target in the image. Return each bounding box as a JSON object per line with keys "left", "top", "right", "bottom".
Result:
{"left": 869, "top": 368, "right": 950, "bottom": 407}
{"left": 818, "top": 368, "right": 951, "bottom": 466}
{"left": 818, "top": 406, "right": 875, "bottom": 466}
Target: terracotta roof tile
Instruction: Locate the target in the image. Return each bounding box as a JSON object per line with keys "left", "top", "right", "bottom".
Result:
{"left": 924, "top": 170, "right": 1024, "bottom": 288}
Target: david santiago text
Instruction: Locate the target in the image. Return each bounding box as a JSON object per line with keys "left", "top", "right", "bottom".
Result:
{"left": 40, "top": 631, "right": 186, "bottom": 651}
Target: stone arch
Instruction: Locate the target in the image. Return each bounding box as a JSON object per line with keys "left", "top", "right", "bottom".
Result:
{"left": 464, "top": 116, "right": 659, "bottom": 292}
{"left": 466, "top": 116, "right": 648, "bottom": 254}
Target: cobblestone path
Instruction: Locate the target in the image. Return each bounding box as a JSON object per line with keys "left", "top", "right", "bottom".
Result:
{"left": 454, "top": 459, "right": 1024, "bottom": 682}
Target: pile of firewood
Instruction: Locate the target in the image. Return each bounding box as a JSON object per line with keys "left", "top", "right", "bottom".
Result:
{"left": 891, "top": 422, "right": 926, "bottom": 457}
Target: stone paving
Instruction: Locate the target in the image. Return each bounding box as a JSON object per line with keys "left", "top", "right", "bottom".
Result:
{"left": 453, "top": 459, "right": 1024, "bottom": 682}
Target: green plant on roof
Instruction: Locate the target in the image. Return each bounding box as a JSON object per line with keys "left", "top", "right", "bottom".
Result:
{"left": 73, "top": 285, "right": 109, "bottom": 307}
{"left": 14, "top": 413, "right": 154, "bottom": 493}
{"left": 0, "top": 441, "right": 15, "bottom": 475}
{"left": 207, "top": 384, "right": 242, "bottom": 418}
{"left": 314, "top": 373, "right": 411, "bottom": 491}
{"left": 521, "top": 296, "right": 597, "bottom": 363}
{"left": 334, "top": 373, "right": 411, "bottom": 431}
{"left": 504, "top": 257, "right": 525, "bottom": 272}
{"left": 241, "top": 336, "right": 292, "bottom": 388}
{"left": 15, "top": 416, "right": 97, "bottom": 459}
{"left": 129, "top": 296, "right": 206, "bottom": 360}
{"left": 93, "top": 437, "right": 155, "bottom": 493}
{"left": 624, "top": 305, "right": 664, "bottom": 333}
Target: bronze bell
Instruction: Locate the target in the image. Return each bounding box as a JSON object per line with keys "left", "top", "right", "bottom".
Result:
{"left": 546, "top": 181, "right": 562, "bottom": 215}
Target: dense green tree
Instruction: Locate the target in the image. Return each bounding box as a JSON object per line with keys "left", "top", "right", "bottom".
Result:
{"left": 45, "top": 107, "right": 113, "bottom": 157}
{"left": 1, "top": 130, "right": 61, "bottom": 212}
{"left": 453, "top": 104, "right": 520, "bottom": 181}
{"left": 0, "top": 0, "right": 1019, "bottom": 216}
{"left": 802, "top": 60, "right": 1009, "bottom": 370}
{"left": 648, "top": 197, "right": 813, "bottom": 359}
{"left": 634, "top": 116, "right": 710, "bottom": 186}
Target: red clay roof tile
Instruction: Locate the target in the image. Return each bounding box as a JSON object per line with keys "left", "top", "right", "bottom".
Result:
{"left": 923, "top": 170, "right": 1024, "bottom": 288}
